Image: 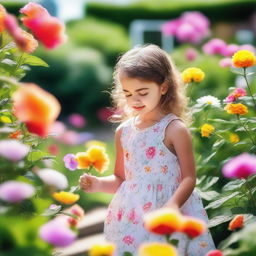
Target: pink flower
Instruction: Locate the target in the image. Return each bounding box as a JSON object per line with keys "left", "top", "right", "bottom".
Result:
{"left": 68, "top": 113, "right": 86, "bottom": 128}
{"left": 185, "top": 47, "right": 198, "bottom": 61}
{"left": 206, "top": 250, "right": 223, "bottom": 256}
{"left": 49, "top": 121, "right": 66, "bottom": 138}
{"left": 117, "top": 208, "right": 124, "bottom": 221}
{"left": 202, "top": 38, "right": 227, "bottom": 55}
{"left": 48, "top": 144, "right": 59, "bottom": 155}
{"left": 224, "top": 88, "right": 247, "bottom": 103}
{"left": 239, "top": 44, "right": 255, "bottom": 53}
{"left": 0, "top": 139, "right": 30, "bottom": 161}
{"left": 127, "top": 208, "right": 139, "bottom": 224}
{"left": 0, "top": 181, "right": 35, "bottom": 202}
{"left": 122, "top": 235, "right": 134, "bottom": 245}
{"left": 219, "top": 58, "right": 232, "bottom": 68}
{"left": 146, "top": 147, "right": 156, "bottom": 159}
{"left": 157, "top": 184, "right": 163, "bottom": 191}
{"left": 221, "top": 44, "right": 240, "bottom": 57}
{"left": 143, "top": 202, "right": 152, "bottom": 212}
{"left": 147, "top": 184, "right": 151, "bottom": 191}
{"left": 20, "top": 2, "right": 67, "bottom": 49}
{"left": 162, "top": 11, "right": 210, "bottom": 44}
{"left": 58, "top": 130, "right": 79, "bottom": 145}
{"left": 162, "top": 19, "right": 182, "bottom": 36}
{"left": 222, "top": 153, "right": 256, "bottom": 179}
{"left": 39, "top": 218, "right": 76, "bottom": 247}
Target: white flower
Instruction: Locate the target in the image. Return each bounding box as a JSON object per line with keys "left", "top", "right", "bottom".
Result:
{"left": 196, "top": 95, "right": 221, "bottom": 107}
{"left": 37, "top": 168, "right": 68, "bottom": 190}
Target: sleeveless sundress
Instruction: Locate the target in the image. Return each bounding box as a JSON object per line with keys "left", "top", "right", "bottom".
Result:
{"left": 103, "top": 113, "right": 216, "bottom": 256}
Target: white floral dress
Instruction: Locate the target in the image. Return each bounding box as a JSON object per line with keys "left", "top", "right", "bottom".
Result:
{"left": 103, "top": 113, "right": 216, "bottom": 256}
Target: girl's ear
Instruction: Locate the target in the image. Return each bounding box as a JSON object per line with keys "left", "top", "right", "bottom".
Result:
{"left": 161, "top": 81, "right": 169, "bottom": 95}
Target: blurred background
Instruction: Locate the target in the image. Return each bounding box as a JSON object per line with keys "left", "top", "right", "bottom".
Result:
{"left": 1, "top": 0, "right": 256, "bottom": 254}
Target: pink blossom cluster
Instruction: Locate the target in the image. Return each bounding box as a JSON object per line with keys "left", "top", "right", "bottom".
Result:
{"left": 162, "top": 11, "right": 210, "bottom": 44}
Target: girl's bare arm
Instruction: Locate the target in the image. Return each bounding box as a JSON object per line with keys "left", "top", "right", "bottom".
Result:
{"left": 163, "top": 120, "right": 196, "bottom": 209}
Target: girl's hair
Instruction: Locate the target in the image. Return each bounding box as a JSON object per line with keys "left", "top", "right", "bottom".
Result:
{"left": 110, "top": 44, "right": 192, "bottom": 126}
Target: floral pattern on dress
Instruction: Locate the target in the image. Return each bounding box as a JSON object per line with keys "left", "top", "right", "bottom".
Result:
{"left": 104, "top": 113, "right": 216, "bottom": 256}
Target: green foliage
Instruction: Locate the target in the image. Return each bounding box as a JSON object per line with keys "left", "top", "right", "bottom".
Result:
{"left": 67, "top": 17, "right": 130, "bottom": 65}
{"left": 86, "top": 0, "right": 256, "bottom": 28}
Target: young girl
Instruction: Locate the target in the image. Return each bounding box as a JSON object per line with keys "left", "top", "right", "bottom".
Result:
{"left": 79, "top": 44, "right": 216, "bottom": 255}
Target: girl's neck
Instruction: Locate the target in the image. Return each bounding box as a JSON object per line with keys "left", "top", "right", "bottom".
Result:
{"left": 135, "top": 109, "right": 167, "bottom": 124}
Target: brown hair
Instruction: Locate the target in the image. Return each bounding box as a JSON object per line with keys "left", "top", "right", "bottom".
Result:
{"left": 110, "top": 44, "right": 192, "bottom": 125}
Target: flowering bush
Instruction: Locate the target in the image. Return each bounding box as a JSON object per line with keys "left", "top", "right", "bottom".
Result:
{"left": 0, "top": 2, "right": 85, "bottom": 255}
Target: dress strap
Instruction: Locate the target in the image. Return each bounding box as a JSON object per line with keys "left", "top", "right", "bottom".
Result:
{"left": 160, "top": 113, "right": 183, "bottom": 141}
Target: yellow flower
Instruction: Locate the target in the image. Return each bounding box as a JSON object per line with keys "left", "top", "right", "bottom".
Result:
{"left": 52, "top": 191, "right": 80, "bottom": 204}
{"left": 86, "top": 146, "right": 109, "bottom": 173}
{"left": 85, "top": 140, "right": 106, "bottom": 149}
{"left": 181, "top": 67, "right": 205, "bottom": 83}
{"left": 232, "top": 50, "right": 256, "bottom": 68}
{"left": 200, "top": 124, "right": 214, "bottom": 137}
{"left": 225, "top": 103, "right": 248, "bottom": 115}
{"left": 75, "top": 146, "right": 109, "bottom": 173}
{"left": 75, "top": 152, "right": 91, "bottom": 169}
{"left": 0, "top": 116, "right": 12, "bottom": 123}
{"left": 143, "top": 208, "right": 183, "bottom": 235}
{"left": 89, "top": 243, "right": 115, "bottom": 256}
{"left": 138, "top": 242, "right": 177, "bottom": 256}
{"left": 229, "top": 133, "right": 240, "bottom": 143}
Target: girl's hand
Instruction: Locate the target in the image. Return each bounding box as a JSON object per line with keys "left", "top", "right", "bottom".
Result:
{"left": 79, "top": 173, "right": 101, "bottom": 193}
{"left": 162, "top": 202, "right": 180, "bottom": 212}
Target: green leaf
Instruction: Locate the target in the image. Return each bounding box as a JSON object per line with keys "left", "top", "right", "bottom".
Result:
{"left": 230, "top": 68, "right": 243, "bottom": 75}
{"left": 123, "top": 252, "right": 133, "bottom": 256}
{"left": 21, "top": 54, "right": 49, "bottom": 67}
{"left": 213, "top": 139, "right": 225, "bottom": 149}
{"left": 196, "top": 189, "right": 220, "bottom": 201}
{"left": 41, "top": 205, "right": 62, "bottom": 217}
{"left": 27, "top": 150, "right": 48, "bottom": 162}
{"left": 208, "top": 214, "right": 234, "bottom": 228}
{"left": 223, "top": 179, "right": 245, "bottom": 192}
{"left": 202, "top": 152, "right": 217, "bottom": 164}
{"left": 205, "top": 191, "right": 239, "bottom": 210}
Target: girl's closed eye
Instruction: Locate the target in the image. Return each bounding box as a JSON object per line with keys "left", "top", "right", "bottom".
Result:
{"left": 139, "top": 93, "right": 148, "bottom": 96}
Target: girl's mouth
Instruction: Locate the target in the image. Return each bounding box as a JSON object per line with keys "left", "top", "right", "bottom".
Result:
{"left": 133, "top": 106, "right": 145, "bottom": 111}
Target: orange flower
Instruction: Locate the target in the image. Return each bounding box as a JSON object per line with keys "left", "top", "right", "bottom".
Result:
{"left": 76, "top": 152, "right": 91, "bottom": 169}
{"left": 20, "top": 2, "right": 67, "bottom": 49}
{"left": 9, "top": 130, "right": 22, "bottom": 139}
{"left": 15, "top": 30, "right": 38, "bottom": 53}
{"left": 232, "top": 50, "right": 256, "bottom": 68}
{"left": 138, "top": 242, "right": 177, "bottom": 256}
{"left": 143, "top": 208, "right": 183, "bottom": 235}
{"left": 224, "top": 103, "right": 248, "bottom": 115}
{"left": 180, "top": 216, "right": 207, "bottom": 239}
{"left": 52, "top": 191, "right": 80, "bottom": 204}
{"left": 12, "top": 83, "right": 61, "bottom": 137}
{"left": 0, "top": 4, "right": 6, "bottom": 33}
{"left": 228, "top": 215, "right": 244, "bottom": 231}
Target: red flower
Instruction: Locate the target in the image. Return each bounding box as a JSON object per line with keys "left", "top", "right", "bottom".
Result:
{"left": 206, "top": 250, "right": 223, "bottom": 256}
{"left": 20, "top": 2, "right": 67, "bottom": 49}
{"left": 228, "top": 215, "right": 244, "bottom": 231}
{"left": 146, "top": 147, "right": 156, "bottom": 159}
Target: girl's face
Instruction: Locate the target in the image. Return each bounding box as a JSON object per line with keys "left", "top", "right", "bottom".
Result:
{"left": 120, "top": 77, "right": 167, "bottom": 116}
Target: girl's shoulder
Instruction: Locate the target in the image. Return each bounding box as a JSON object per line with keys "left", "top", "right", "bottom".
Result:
{"left": 115, "top": 117, "right": 133, "bottom": 131}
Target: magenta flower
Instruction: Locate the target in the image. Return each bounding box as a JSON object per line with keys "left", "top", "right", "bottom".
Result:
{"left": 162, "top": 19, "right": 181, "bottom": 35}
{"left": 63, "top": 154, "right": 78, "bottom": 171}
{"left": 39, "top": 218, "right": 76, "bottom": 247}
{"left": 202, "top": 38, "right": 227, "bottom": 55}
{"left": 222, "top": 153, "right": 256, "bottom": 179}
{"left": 224, "top": 88, "right": 247, "bottom": 103}
{"left": 146, "top": 147, "right": 156, "bottom": 160}
{"left": 68, "top": 113, "right": 86, "bottom": 128}
{"left": 0, "top": 181, "right": 35, "bottom": 202}
{"left": 0, "top": 140, "right": 30, "bottom": 161}
{"left": 97, "top": 107, "right": 113, "bottom": 123}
